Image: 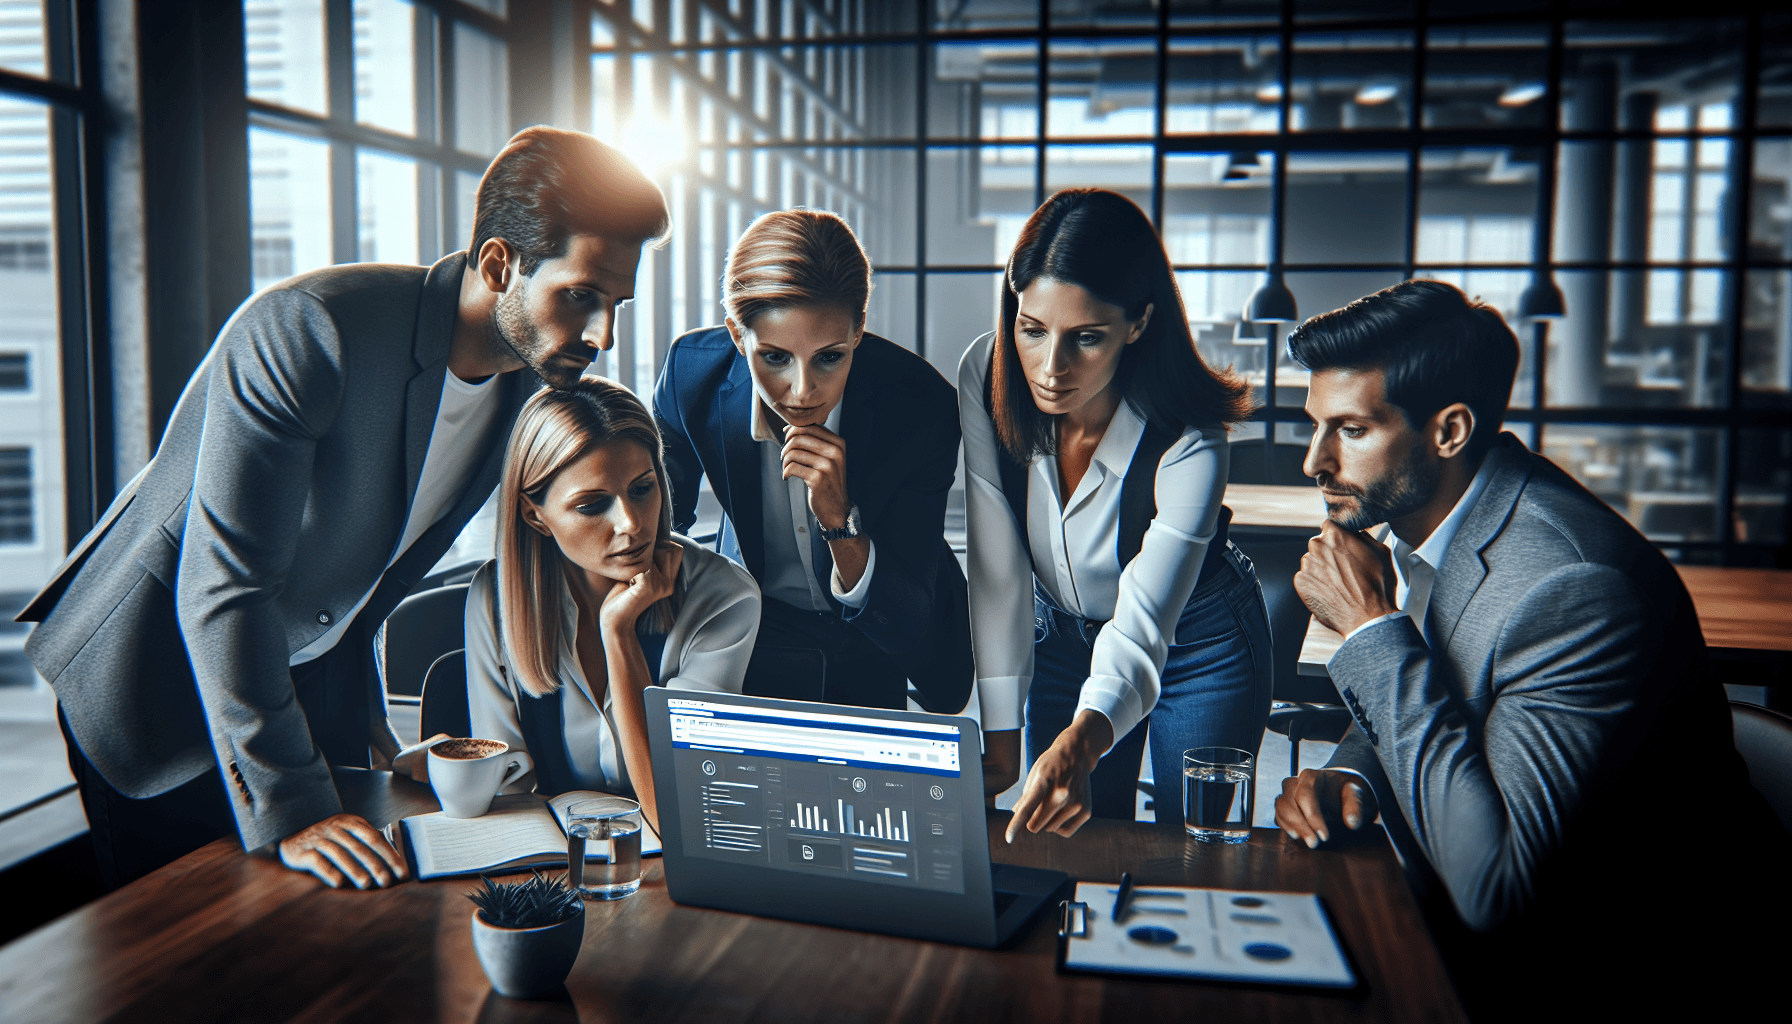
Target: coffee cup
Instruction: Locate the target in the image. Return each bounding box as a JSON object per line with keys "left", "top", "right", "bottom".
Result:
{"left": 428, "top": 738, "right": 532, "bottom": 818}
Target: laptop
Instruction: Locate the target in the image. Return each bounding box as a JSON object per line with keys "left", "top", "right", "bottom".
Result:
{"left": 643, "top": 687, "right": 1071, "bottom": 948}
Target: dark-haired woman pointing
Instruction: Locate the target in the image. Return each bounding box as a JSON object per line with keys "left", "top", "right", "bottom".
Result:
{"left": 963, "top": 188, "right": 1272, "bottom": 839}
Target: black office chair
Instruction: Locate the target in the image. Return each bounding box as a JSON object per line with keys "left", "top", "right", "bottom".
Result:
{"left": 1731, "top": 701, "right": 1792, "bottom": 835}
{"left": 420, "top": 648, "right": 471, "bottom": 741}
{"left": 1231, "top": 530, "right": 1353, "bottom": 779}
{"left": 382, "top": 583, "right": 470, "bottom": 698}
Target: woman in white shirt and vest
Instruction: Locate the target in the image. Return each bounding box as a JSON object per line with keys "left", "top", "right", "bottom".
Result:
{"left": 963, "top": 188, "right": 1273, "bottom": 838}
{"left": 465, "top": 379, "right": 761, "bottom": 834}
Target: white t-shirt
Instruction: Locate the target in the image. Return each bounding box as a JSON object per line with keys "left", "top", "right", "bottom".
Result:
{"left": 290, "top": 369, "right": 505, "bottom": 665}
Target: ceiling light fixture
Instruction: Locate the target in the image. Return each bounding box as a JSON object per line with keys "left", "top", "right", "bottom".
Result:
{"left": 1355, "top": 82, "right": 1398, "bottom": 106}
{"left": 1498, "top": 82, "right": 1547, "bottom": 108}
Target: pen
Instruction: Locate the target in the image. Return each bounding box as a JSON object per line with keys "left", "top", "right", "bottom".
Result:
{"left": 1112, "top": 871, "right": 1135, "bottom": 923}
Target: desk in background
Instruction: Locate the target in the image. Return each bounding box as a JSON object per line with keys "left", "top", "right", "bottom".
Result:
{"left": 1298, "top": 564, "right": 1792, "bottom": 678}
{"left": 0, "top": 768, "right": 1466, "bottom": 1024}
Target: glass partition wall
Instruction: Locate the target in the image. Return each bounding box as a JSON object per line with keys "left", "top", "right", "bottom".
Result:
{"left": 233, "top": 0, "right": 1791, "bottom": 567}
{"left": 589, "top": 0, "right": 1789, "bottom": 566}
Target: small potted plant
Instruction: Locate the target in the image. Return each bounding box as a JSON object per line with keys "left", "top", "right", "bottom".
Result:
{"left": 467, "top": 870, "right": 586, "bottom": 999}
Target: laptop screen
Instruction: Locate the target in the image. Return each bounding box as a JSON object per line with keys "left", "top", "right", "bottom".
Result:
{"left": 664, "top": 696, "right": 967, "bottom": 894}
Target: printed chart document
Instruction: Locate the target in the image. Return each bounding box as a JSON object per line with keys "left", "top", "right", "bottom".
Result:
{"left": 401, "top": 792, "right": 663, "bottom": 880}
{"left": 1058, "top": 882, "right": 1356, "bottom": 989}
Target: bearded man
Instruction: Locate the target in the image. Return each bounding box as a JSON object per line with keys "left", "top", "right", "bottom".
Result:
{"left": 1273, "top": 279, "right": 1782, "bottom": 1016}
{"left": 17, "top": 127, "right": 666, "bottom": 890}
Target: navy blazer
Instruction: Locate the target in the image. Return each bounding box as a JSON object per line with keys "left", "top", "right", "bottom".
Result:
{"left": 652, "top": 326, "right": 972, "bottom": 714}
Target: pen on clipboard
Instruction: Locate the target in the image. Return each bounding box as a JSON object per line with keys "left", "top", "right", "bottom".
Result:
{"left": 1112, "top": 871, "right": 1136, "bottom": 923}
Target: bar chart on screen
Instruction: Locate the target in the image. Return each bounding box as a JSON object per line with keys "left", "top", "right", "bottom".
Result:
{"left": 790, "top": 799, "right": 911, "bottom": 842}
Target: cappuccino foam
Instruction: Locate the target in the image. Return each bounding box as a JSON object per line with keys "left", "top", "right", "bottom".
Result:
{"left": 433, "top": 738, "right": 506, "bottom": 761}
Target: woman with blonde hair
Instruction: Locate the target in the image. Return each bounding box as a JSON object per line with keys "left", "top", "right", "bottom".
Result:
{"left": 465, "top": 378, "right": 760, "bottom": 832}
{"left": 653, "top": 208, "right": 971, "bottom": 713}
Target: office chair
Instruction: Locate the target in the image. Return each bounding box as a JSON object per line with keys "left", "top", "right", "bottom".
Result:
{"left": 1231, "top": 530, "right": 1353, "bottom": 779}
{"left": 382, "top": 583, "right": 470, "bottom": 698}
{"left": 420, "top": 648, "right": 471, "bottom": 741}
{"left": 1730, "top": 701, "right": 1792, "bottom": 835}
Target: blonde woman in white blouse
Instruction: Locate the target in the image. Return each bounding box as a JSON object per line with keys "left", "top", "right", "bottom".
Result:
{"left": 465, "top": 379, "right": 760, "bottom": 834}
{"left": 963, "top": 189, "right": 1273, "bottom": 841}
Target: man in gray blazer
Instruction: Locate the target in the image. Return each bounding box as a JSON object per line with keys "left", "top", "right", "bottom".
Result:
{"left": 1273, "top": 280, "right": 1781, "bottom": 1014}
{"left": 18, "top": 127, "right": 667, "bottom": 890}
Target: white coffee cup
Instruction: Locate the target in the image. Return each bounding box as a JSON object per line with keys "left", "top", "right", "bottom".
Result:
{"left": 428, "top": 738, "right": 532, "bottom": 818}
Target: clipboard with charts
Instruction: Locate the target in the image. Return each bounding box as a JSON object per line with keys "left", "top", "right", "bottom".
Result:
{"left": 1056, "top": 882, "right": 1358, "bottom": 990}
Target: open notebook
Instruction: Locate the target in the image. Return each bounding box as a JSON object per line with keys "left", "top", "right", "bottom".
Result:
{"left": 400, "top": 792, "right": 663, "bottom": 881}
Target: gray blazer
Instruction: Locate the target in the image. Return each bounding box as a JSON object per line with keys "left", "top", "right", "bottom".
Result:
{"left": 19, "top": 252, "right": 534, "bottom": 850}
{"left": 1325, "top": 433, "right": 1760, "bottom": 935}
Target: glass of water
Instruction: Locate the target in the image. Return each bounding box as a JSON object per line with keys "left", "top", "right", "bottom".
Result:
{"left": 1183, "top": 747, "right": 1255, "bottom": 844}
{"left": 565, "top": 796, "right": 644, "bottom": 900}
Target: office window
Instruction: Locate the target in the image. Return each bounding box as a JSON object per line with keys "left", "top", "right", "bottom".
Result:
{"left": 596, "top": 3, "right": 1790, "bottom": 564}
{"left": 245, "top": 0, "right": 510, "bottom": 290}
{"left": 0, "top": 446, "right": 30, "bottom": 544}
{"left": 0, "top": 352, "right": 27, "bottom": 391}
{"left": 0, "top": 0, "right": 93, "bottom": 634}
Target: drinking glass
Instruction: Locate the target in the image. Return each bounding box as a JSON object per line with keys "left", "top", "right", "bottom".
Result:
{"left": 1183, "top": 747, "right": 1255, "bottom": 844}
{"left": 565, "top": 796, "right": 644, "bottom": 899}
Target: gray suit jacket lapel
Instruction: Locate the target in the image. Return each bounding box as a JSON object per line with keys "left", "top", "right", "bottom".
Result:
{"left": 1428, "top": 433, "right": 1533, "bottom": 652}
{"left": 401, "top": 252, "right": 467, "bottom": 507}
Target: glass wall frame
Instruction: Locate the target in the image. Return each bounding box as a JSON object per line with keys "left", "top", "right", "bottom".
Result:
{"left": 590, "top": 0, "right": 1792, "bottom": 566}
{"left": 245, "top": 0, "right": 513, "bottom": 290}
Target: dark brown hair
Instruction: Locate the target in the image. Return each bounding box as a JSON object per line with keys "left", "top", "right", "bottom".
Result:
{"left": 469, "top": 126, "right": 669, "bottom": 275}
{"left": 721, "top": 209, "right": 871, "bottom": 329}
{"left": 1286, "top": 279, "right": 1520, "bottom": 461}
{"left": 991, "top": 188, "right": 1252, "bottom": 461}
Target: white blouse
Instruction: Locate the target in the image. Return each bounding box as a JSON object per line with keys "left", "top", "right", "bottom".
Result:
{"left": 466, "top": 533, "right": 761, "bottom": 796}
{"left": 957, "top": 331, "right": 1230, "bottom": 746}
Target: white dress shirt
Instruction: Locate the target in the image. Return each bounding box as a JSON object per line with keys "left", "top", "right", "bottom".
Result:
{"left": 292, "top": 368, "right": 503, "bottom": 665}
{"left": 465, "top": 534, "right": 762, "bottom": 795}
{"left": 1338, "top": 452, "right": 1499, "bottom": 650}
{"left": 957, "top": 332, "right": 1230, "bottom": 744}
{"left": 751, "top": 397, "right": 876, "bottom": 611}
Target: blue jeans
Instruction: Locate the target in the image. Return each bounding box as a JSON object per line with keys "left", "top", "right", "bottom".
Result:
{"left": 1024, "top": 543, "right": 1274, "bottom": 823}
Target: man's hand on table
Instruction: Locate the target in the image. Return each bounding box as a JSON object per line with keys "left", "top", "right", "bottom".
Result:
{"left": 981, "top": 729, "right": 1022, "bottom": 807}
{"left": 1274, "top": 769, "right": 1379, "bottom": 849}
{"left": 278, "top": 813, "right": 409, "bottom": 889}
{"left": 1294, "top": 520, "right": 1399, "bottom": 636}
{"left": 1004, "top": 710, "right": 1113, "bottom": 843}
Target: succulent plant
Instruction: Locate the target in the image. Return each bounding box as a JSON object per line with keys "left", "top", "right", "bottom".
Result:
{"left": 467, "top": 870, "right": 584, "bottom": 929}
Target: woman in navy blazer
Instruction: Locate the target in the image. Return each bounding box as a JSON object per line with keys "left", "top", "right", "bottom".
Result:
{"left": 652, "top": 209, "right": 972, "bottom": 713}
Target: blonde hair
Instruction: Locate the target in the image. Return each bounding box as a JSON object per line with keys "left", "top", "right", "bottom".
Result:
{"left": 721, "top": 208, "right": 872, "bottom": 329}
{"left": 496, "top": 379, "right": 684, "bottom": 697}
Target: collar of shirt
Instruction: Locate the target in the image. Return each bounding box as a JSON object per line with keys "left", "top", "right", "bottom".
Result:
{"left": 1390, "top": 451, "right": 1499, "bottom": 599}
{"left": 1037, "top": 397, "right": 1146, "bottom": 511}
{"left": 749, "top": 389, "right": 845, "bottom": 442}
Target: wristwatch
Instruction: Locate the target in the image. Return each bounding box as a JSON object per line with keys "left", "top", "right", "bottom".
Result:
{"left": 817, "top": 504, "right": 862, "bottom": 541}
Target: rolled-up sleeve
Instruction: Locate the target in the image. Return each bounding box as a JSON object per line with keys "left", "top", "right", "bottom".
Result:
{"left": 957, "top": 333, "right": 1035, "bottom": 732}
{"left": 1074, "top": 431, "right": 1228, "bottom": 749}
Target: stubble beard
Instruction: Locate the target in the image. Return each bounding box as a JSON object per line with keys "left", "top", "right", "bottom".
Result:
{"left": 491, "top": 282, "right": 582, "bottom": 390}
{"left": 1322, "top": 441, "right": 1440, "bottom": 532}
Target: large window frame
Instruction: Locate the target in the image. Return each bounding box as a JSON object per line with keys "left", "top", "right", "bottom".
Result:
{"left": 246, "top": 0, "right": 512, "bottom": 275}
{"left": 593, "top": 0, "right": 1791, "bottom": 567}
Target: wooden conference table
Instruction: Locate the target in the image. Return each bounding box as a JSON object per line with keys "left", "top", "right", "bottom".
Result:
{"left": 0, "top": 769, "right": 1466, "bottom": 1024}
{"left": 1298, "top": 563, "right": 1792, "bottom": 676}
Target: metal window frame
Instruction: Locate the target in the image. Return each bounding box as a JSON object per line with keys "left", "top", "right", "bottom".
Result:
{"left": 248, "top": 0, "right": 514, "bottom": 271}
{"left": 586, "top": 0, "right": 1791, "bottom": 565}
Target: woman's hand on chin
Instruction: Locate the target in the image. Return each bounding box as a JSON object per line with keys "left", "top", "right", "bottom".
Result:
{"left": 599, "top": 541, "right": 683, "bottom": 637}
